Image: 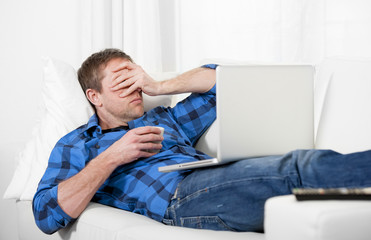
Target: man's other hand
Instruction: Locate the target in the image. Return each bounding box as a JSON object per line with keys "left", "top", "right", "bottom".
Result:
{"left": 107, "top": 126, "right": 164, "bottom": 167}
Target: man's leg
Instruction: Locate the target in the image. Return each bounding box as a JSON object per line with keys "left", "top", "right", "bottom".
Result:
{"left": 163, "top": 149, "right": 371, "bottom": 232}
{"left": 293, "top": 149, "right": 371, "bottom": 188}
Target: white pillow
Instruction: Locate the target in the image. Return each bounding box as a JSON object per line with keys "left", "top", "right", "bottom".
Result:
{"left": 4, "top": 58, "right": 95, "bottom": 200}
{"left": 315, "top": 57, "right": 371, "bottom": 153}
{"left": 4, "top": 58, "right": 175, "bottom": 200}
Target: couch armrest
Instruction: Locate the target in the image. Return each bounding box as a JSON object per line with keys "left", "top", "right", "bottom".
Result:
{"left": 1, "top": 141, "right": 27, "bottom": 240}
{"left": 264, "top": 195, "right": 371, "bottom": 240}
{"left": 58, "top": 202, "right": 262, "bottom": 240}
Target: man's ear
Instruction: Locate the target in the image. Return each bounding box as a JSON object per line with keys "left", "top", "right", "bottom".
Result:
{"left": 86, "top": 89, "right": 102, "bottom": 107}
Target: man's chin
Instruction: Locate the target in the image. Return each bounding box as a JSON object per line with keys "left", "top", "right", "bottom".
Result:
{"left": 134, "top": 106, "right": 145, "bottom": 118}
{"left": 138, "top": 109, "right": 145, "bottom": 117}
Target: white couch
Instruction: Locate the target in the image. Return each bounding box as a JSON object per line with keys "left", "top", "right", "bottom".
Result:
{"left": 3, "top": 57, "right": 371, "bottom": 240}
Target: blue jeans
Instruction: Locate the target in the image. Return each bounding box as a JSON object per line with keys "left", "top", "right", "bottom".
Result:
{"left": 162, "top": 149, "right": 371, "bottom": 232}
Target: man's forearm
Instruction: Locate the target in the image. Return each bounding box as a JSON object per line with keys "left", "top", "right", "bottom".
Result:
{"left": 57, "top": 150, "right": 118, "bottom": 218}
{"left": 111, "top": 62, "right": 216, "bottom": 98}
{"left": 158, "top": 67, "right": 216, "bottom": 95}
{"left": 56, "top": 125, "right": 163, "bottom": 219}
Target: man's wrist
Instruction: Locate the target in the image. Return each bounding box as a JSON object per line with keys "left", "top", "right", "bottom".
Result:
{"left": 157, "top": 79, "right": 171, "bottom": 95}
{"left": 91, "top": 150, "right": 120, "bottom": 174}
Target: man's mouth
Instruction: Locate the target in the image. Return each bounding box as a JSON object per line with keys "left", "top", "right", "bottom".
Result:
{"left": 130, "top": 97, "right": 143, "bottom": 104}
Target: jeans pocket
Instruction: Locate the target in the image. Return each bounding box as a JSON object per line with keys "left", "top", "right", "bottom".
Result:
{"left": 162, "top": 218, "right": 175, "bottom": 226}
{"left": 180, "top": 216, "right": 235, "bottom": 231}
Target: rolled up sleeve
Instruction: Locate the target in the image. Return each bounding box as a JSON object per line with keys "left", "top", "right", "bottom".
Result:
{"left": 169, "top": 64, "right": 217, "bottom": 145}
{"left": 33, "top": 185, "right": 74, "bottom": 234}
{"left": 33, "top": 138, "right": 84, "bottom": 234}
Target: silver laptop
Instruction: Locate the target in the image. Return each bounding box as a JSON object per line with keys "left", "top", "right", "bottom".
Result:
{"left": 158, "top": 65, "right": 314, "bottom": 173}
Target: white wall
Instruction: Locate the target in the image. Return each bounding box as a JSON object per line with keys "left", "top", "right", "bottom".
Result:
{"left": 0, "top": 1, "right": 83, "bottom": 239}
{"left": 0, "top": 0, "right": 83, "bottom": 146}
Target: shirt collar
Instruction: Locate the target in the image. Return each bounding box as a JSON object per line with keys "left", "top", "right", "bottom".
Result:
{"left": 82, "top": 114, "right": 102, "bottom": 138}
{"left": 82, "top": 114, "right": 138, "bottom": 138}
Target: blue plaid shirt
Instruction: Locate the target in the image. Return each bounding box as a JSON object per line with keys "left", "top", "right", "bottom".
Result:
{"left": 33, "top": 64, "right": 217, "bottom": 234}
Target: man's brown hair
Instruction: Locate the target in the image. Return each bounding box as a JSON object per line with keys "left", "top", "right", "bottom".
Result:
{"left": 77, "top": 48, "right": 133, "bottom": 94}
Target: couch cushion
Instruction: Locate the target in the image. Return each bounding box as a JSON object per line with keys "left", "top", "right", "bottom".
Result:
{"left": 58, "top": 202, "right": 264, "bottom": 240}
{"left": 265, "top": 195, "right": 371, "bottom": 240}
{"left": 16, "top": 200, "right": 62, "bottom": 240}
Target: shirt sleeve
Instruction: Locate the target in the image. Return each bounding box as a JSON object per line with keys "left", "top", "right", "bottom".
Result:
{"left": 32, "top": 138, "right": 85, "bottom": 234}
{"left": 169, "top": 64, "right": 217, "bottom": 145}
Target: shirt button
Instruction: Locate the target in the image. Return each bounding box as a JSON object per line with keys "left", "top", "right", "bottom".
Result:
{"left": 95, "top": 144, "right": 100, "bottom": 149}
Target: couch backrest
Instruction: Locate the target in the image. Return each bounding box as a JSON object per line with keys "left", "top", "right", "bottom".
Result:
{"left": 314, "top": 57, "right": 371, "bottom": 153}
{"left": 195, "top": 58, "right": 371, "bottom": 156}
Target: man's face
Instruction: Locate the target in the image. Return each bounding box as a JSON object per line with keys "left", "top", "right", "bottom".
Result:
{"left": 97, "top": 58, "right": 144, "bottom": 125}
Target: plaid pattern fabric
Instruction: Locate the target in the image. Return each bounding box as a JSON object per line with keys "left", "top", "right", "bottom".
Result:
{"left": 33, "top": 64, "right": 217, "bottom": 234}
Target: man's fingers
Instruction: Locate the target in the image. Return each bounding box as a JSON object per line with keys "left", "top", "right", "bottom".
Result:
{"left": 110, "top": 71, "right": 128, "bottom": 89}
{"left": 119, "top": 79, "right": 141, "bottom": 98}
{"left": 111, "top": 69, "right": 140, "bottom": 91}
{"left": 134, "top": 126, "right": 163, "bottom": 135}
{"left": 140, "top": 142, "right": 163, "bottom": 151}
{"left": 112, "top": 61, "right": 136, "bottom": 72}
{"left": 110, "top": 70, "right": 134, "bottom": 89}
{"left": 112, "top": 77, "right": 135, "bottom": 92}
{"left": 138, "top": 149, "right": 162, "bottom": 159}
{"left": 137, "top": 133, "right": 164, "bottom": 143}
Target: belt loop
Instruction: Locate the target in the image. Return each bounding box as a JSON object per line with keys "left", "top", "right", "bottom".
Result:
{"left": 171, "top": 187, "right": 178, "bottom": 201}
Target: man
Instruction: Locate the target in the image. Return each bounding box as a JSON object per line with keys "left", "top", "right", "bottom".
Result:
{"left": 33, "top": 48, "right": 371, "bottom": 234}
